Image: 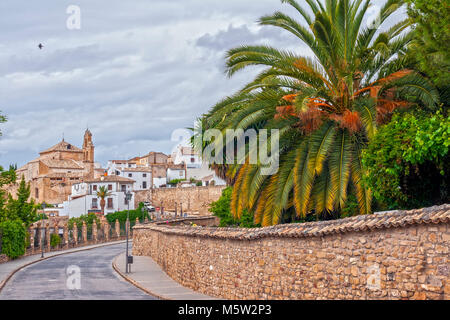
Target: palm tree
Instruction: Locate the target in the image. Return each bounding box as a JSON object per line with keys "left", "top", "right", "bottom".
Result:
{"left": 96, "top": 186, "right": 112, "bottom": 215}
{"left": 195, "top": 0, "right": 438, "bottom": 226}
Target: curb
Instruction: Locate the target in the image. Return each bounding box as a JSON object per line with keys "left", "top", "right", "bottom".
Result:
{"left": 0, "top": 240, "right": 126, "bottom": 293}
{"left": 111, "top": 254, "right": 167, "bottom": 300}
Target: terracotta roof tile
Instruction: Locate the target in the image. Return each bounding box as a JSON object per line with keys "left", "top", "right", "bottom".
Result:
{"left": 85, "top": 176, "right": 135, "bottom": 183}
{"left": 135, "top": 204, "right": 450, "bottom": 240}
{"left": 40, "top": 140, "right": 83, "bottom": 154}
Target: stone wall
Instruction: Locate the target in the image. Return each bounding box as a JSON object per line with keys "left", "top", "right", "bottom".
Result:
{"left": 132, "top": 204, "right": 450, "bottom": 300}
{"left": 134, "top": 185, "right": 226, "bottom": 215}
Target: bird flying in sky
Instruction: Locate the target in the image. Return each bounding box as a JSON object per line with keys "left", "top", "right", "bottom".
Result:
{"left": 38, "top": 43, "right": 44, "bottom": 49}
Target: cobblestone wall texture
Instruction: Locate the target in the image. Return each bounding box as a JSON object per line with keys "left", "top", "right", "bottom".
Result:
{"left": 134, "top": 186, "right": 225, "bottom": 215}
{"left": 133, "top": 204, "right": 450, "bottom": 300}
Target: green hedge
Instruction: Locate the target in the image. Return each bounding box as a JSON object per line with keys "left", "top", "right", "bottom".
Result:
{"left": 0, "top": 220, "right": 26, "bottom": 259}
{"left": 68, "top": 212, "right": 101, "bottom": 232}
{"left": 362, "top": 110, "right": 449, "bottom": 209}
{"left": 105, "top": 202, "right": 149, "bottom": 225}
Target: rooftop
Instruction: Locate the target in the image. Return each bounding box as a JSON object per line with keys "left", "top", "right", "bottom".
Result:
{"left": 135, "top": 204, "right": 450, "bottom": 240}
{"left": 40, "top": 140, "right": 83, "bottom": 154}
{"left": 85, "top": 175, "right": 135, "bottom": 184}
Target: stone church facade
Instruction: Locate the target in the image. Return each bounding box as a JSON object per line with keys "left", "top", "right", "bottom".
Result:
{"left": 14, "top": 129, "right": 100, "bottom": 204}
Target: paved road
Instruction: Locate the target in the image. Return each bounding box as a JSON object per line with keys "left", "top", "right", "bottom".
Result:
{"left": 0, "top": 243, "right": 156, "bottom": 300}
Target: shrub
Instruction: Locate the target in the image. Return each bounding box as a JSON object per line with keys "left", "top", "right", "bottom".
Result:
{"left": 0, "top": 220, "right": 26, "bottom": 259}
{"left": 168, "top": 179, "right": 185, "bottom": 186}
{"left": 362, "top": 110, "right": 449, "bottom": 210}
{"left": 50, "top": 233, "right": 61, "bottom": 248}
{"left": 68, "top": 212, "right": 101, "bottom": 232}
{"left": 105, "top": 202, "right": 149, "bottom": 225}
{"left": 210, "top": 187, "right": 260, "bottom": 228}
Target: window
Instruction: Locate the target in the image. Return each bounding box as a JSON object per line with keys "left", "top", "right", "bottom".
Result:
{"left": 116, "top": 170, "right": 120, "bottom": 175}
{"left": 108, "top": 184, "right": 112, "bottom": 191}
{"left": 93, "top": 185, "right": 97, "bottom": 191}
{"left": 179, "top": 171, "right": 183, "bottom": 176}
{"left": 92, "top": 198, "right": 98, "bottom": 209}
{"left": 143, "top": 173, "right": 147, "bottom": 177}
{"left": 107, "top": 198, "right": 113, "bottom": 209}
{"left": 35, "top": 188, "right": 39, "bottom": 198}
{"left": 121, "top": 185, "right": 126, "bottom": 192}
{"left": 143, "top": 181, "right": 147, "bottom": 189}
{"left": 191, "top": 157, "right": 195, "bottom": 163}
{"left": 128, "top": 173, "right": 132, "bottom": 178}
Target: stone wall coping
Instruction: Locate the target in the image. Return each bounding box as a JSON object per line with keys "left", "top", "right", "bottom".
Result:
{"left": 133, "top": 204, "right": 450, "bottom": 240}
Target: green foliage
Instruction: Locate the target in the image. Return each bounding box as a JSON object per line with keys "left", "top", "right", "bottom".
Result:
{"left": 0, "top": 219, "right": 26, "bottom": 259}
{"left": 362, "top": 110, "right": 450, "bottom": 209}
{"left": 0, "top": 165, "right": 17, "bottom": 222}
{"left": 194, "top": 0, "right": 439, "bottom": 226}
{"left": 0, "top": 165, "right": 16, "bottom": 187}
{"left": 68, "top": 212, "right": 101, "bottom": 231}
{"left": 50, "top": 233, "right": 61, "bottom": 248}
{"left": 168, "top": 179, "right": 186, "bottom": 185}
{"left": 0, "top": 110, "right": 6, "bottom": 137}
{"left": 35, "top": 213, "right": 48, "bottom": 221}
{"left": 105, "top": 202, "right": 149, "bottom": 225}
{"left": 210, "top": 187, "right": 260, "bottom": 228}
{"left": 4, "top": 177, "right": 37, "bottom": 226}
{"left": 406, "top": 0, "right": 450, "bottom": 88}
{"left": 24, "top": 231, "right": 31, "bottom": 249}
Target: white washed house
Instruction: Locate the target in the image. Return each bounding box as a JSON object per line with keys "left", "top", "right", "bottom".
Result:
{"left": 59, "top": 175, "right": 135, "bottom": 218}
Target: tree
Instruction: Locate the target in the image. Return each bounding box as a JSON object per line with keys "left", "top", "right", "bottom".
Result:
{"left": 405, "top": 0, "right": 450, "bottom": 88}
{"left": 96, "top": 186, "right": 112, "bottom": 214}
{"left": 0, "top": 110, "right": 6, "bottom": 137}
{"left": 0, "top": 165, "right": 17, "bottom": 222}
{"left": 195, "top": 0, "right": 438, "bottom": 226}
{"left": 0, "top": 219, "right": 26, "bottom": 259}
{"left": 4, "top": 176, "right": 37, "bottom": 226}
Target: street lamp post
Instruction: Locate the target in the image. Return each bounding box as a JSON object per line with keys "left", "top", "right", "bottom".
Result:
{"left": 41, "top": 202, "right": 46, "bottom": 258}
{"left": 125, "top": 191, "right": 133, "bottom": 273}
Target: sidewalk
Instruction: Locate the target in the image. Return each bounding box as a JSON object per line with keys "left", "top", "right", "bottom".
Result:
{"left": 0, "top": 240, "right": 126, "bottom": 291}
{"left": 113, "top": 253, "right": 218, "bottom": 300}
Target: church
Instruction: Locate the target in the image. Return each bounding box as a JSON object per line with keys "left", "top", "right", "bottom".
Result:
{"left": 14, "top": 129, "right": 103, "bottom": 204}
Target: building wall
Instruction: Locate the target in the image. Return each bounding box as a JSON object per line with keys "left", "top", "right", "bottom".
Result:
{"left": 134, "top": 185, "right": 225, "bottom": 215}
{"left": 62, "top": 191, "right": 135, "bottom": 217}
{"left": 133, "top": 205, "right": 450, "bottom": 300}
{"left": 167, "top": 168, "right": 185, "bottom": 182}
{"left": 118, "top": 170, "right": 152, "bottom": 191}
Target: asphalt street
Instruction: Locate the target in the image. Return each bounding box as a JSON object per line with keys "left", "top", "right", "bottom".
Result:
{"left": 0, "top": 243, "right": 156, "bottom": 300}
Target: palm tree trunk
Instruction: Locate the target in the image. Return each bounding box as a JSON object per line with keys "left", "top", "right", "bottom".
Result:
{"left": 100, "top": 198, "right": 105, "bottom": 214}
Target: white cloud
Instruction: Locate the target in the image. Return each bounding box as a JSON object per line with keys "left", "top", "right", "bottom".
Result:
{"left": 0, "top": 0, "right": 406, "bottom": 168}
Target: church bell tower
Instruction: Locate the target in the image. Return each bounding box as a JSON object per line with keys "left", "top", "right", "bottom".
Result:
{"left": 83, "top": 129, "right": 94, "bottom": 163}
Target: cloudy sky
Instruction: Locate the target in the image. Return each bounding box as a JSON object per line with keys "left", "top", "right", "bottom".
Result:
{"left": 0, "top": 0, "right": 404, "bottom": 168}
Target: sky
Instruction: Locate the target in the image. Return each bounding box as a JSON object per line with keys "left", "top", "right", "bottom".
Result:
{"left": 0, "top": 0, "right": 405, "bottom": 168}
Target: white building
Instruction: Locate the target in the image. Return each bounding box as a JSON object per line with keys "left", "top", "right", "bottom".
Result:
{"left": 186, "top": 162, "right": 226, "bottom": 186}
{"left": 167, "top": 164, "right": 186, "bottom": 182}
{"left": 58, "top": 175, "right": 135, "bottom": 218}
{"left": 108, "top": 167, "right": 152, "bottom": 191}
{"left": 172, "top": 145, "right": 202, "bottom": 168}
